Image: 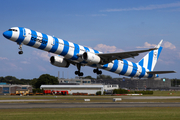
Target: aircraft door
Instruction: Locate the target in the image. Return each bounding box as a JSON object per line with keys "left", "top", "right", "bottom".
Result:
{"left": 23, "top": 28, "right": 26, "bottom": 37}
{"left": 51, "top": 37, "right": 55, "bottom": 46}
{"left": 137, "top": 65, "right": 142, "bottom": 76}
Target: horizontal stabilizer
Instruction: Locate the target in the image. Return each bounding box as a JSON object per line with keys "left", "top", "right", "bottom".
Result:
{"left": 147, "top": 71, "right": 176, "bottom": 74}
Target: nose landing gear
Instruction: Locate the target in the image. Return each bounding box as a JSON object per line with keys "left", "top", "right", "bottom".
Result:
{"left": 18, "top": 43, "right": 23, "bottom": 55}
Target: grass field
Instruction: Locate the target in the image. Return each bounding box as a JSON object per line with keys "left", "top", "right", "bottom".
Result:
{"left": 0, "top": 107, "right": 180, "bottom": 120}
{"left": 153, "top": 91, "right": 180, "bottom": 96}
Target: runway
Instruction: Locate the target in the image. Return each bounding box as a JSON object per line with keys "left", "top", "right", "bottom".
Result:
{"left": 0, "top": 96, "right": 180, "bottom": 109}
{"left": 0, "top": 102, "right": 180, "bottom": 109}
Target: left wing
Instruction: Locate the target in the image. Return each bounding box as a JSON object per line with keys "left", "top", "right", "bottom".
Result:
{"left": 96, "top": 48, "right": 157, "bottom": 64}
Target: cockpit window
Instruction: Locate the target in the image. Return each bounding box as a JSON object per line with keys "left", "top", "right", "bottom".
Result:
{"left": 8, "top": 29, "right": 17, "bottom": 32}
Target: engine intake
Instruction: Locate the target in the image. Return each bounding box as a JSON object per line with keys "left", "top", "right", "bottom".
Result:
{"left": 83, "top": 52, "right": 101, "bottom": 64}
{"left": 50, "top": 56, "right": 70, "bottom": 68}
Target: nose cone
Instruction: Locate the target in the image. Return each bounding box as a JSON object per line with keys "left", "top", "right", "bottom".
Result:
{"left": 3, "top": 31, "right": 12, "bottom": 39}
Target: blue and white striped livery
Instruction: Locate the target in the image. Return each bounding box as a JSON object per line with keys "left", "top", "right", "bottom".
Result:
{"left": 3, "top": 27, "right": 175, "bottom": 78}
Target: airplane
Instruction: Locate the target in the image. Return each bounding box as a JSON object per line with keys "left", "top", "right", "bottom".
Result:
{"left": 3, "top": 27, "right": 175, "bottom": 78}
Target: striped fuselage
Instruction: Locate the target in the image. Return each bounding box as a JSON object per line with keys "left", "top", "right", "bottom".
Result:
{"left": 5, "top": 27, "right": 156, "bottom": 78}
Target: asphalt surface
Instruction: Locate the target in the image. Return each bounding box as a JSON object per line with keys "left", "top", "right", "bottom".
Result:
{"left": 0, "top": 96, "right": 180, "bottom": 109}
{"left": 0, "top": 102, "right": 180, "bottom": 109}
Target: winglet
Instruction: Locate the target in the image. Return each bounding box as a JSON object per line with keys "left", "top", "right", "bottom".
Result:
{"left": 155, "top": 39, "right": 163, "bottom": 49}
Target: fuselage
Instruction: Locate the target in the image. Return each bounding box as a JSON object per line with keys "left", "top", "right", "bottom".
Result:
{"left": 3, "top": 27, "right": 156, "bottom": 78}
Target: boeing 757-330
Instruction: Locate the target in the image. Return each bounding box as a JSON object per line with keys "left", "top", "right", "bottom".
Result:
{"left": 3, "top": 27, "right": 175, "bottom": 78}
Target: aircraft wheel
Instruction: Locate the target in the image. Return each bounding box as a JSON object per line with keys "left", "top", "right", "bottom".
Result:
{"left": 75, "top": 71, "right": 79, "bottom": 75}
{"left": 97, "top": 70, "right": 102, "bottom": 75}
{"left": 93, "top": 69, "right": 97, "bottom": 73}
{"left": 79, "top": 72, "right": 83, "bottom": 76}
{"left": 18, "top": 51, "right": 23, "bottom": 54}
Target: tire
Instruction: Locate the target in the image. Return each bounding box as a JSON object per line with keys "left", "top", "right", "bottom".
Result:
{"left": 18, "top": 51, "right": 23, "bottom": 54}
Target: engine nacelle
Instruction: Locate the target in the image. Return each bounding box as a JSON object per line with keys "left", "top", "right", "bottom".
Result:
{"left": 83, "top": 52, "right": 101, "bottom": 64}
{"left": 50, "top": 56, "right": 70, "bottom": 68}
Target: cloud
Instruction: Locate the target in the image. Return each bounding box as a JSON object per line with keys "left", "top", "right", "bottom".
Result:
{"left": 162, "top": 41, "right": 176, "bottom": 50}
{"left": 32, "top": 51, "right": 53, "bottom": 61}
{"left": 90, "top": 14, "right": 107, "bottom": 17}
{"left": 94, "top": 44, "right": 124, "bottom": 53}
{"left": 102, "top": 2, "right": 180, "bottom": 12}
{"left": 158, "top": 58, "right": 175, "bottom": 65}
{"left": 136, "top": 41, "right": 176, "bottom": 50}
{"left": 21, "top": 61, "right": 30, "bottom": 64}
{"left": 37, "top": 65, "right": 47, "bottom": 72}
{"left": 136, "top": 42, "right": 156, "bottom": 48}
{"left": 8, "top": 63, "right": 23, "bottom": 70}
{"left": 0, "top": 57, "right": 8, "bottom": 60}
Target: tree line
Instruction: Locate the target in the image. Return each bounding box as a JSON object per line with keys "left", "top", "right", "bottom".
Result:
{"left": 0, "top": 74, "right": 180, "bottom": 88}
{"left": 0, "top": 74, "right": 59, "bottom": 89}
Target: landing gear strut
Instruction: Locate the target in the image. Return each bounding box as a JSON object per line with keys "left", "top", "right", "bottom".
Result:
{"left": 93, "top": 68, "right": 102, "bottom": 75}
{"left": 18, "top": 43, "right": 23, "bottom": 55}
{"left": 75, "top": 64, "right": 84, "bottom": 76}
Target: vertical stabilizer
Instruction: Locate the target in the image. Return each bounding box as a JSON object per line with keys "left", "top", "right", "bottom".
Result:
{"left": 138, "top": 40, "right": 163, "bottom": 71}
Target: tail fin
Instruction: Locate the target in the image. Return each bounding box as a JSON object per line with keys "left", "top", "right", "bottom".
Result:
{"left": 137, "top": 40, "right": 163, "bottom": 71}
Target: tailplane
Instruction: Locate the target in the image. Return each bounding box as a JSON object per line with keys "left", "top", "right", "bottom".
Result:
{"left": 138, "top": 40, "right": 163, "bottom": 71}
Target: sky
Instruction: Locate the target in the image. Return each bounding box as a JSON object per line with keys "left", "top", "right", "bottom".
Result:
{"left": 0, "top": 0, "right": 180, "bottom": 79}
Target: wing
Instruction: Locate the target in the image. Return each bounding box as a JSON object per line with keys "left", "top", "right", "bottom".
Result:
{"left": 96, "top": 48, "right": 157, "bottom": 64}
{"left": 147, "top": 71, "right": 176, "bottom": 74}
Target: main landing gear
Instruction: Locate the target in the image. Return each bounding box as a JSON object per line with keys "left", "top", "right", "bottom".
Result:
{"left": 75, "top": 64, "right": 84, "bottom": 76}
{"left": 93, "top": 68, "right": 102, "bottom": 75}
{"left": 74, "top": 64, "right": 102, "bottom": 76}
{"left": 18, "top": 43, "right": 23, "bottom": 55}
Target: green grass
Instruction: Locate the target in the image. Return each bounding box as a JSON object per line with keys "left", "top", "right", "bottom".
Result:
{"left": 153, "top": 91, "right": 180, "bottom": 96}
{"left": 0, "top": 107, "right": 180, "bottom": 120}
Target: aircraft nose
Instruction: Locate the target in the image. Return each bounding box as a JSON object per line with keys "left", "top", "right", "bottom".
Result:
{"left": 3, "top": 31, "right": 12, "bottom": 39}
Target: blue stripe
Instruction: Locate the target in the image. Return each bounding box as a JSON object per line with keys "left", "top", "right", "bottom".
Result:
{"left": 60, "top": 40, "right": 69, "bottom": 56}
{"left": 27, "top": 30, "right": 37, "bottom": 46}
{"left": 38, "top": 33, "right": 48, "bottom": 50}
{"left": 139, "top": 58, "right": 144, "bottom": 67}
{"left": 16, "top": 27, "right": 25, "bottom": 44}
{"left": 49, "top": 37, "right": 59, "bottom": 53}
{"left": 120, "top": 59, "right": 128, "bottom": 75}
{"left": 147, "top": 51, "right": 153, "bottom": 71}
{"left": 139, "top": 67, "right": 146, "bottom": 78}
{"left": 110, "top": 60, "right": 118, "bottom": 72}
{"left": 156, "top": 74, "right": 159, "bottom": 77}
{"left": 148, "top": 74, "right": 153, "bottom": 78}
{"left": 94, "top": 49, "right": 99, "bottom": 53}
{"left": 157, "top": 47, "right": 162, "bottom": 60}
{"left": 84, "top": 47, "right": 90, "bottom": 52}
{"left": 102, "top": 64, "right": 108, "bottom": 69}
{"left": 71, "top": 43, "right": 80, "bottom": 60}
{"left": 129, "top": 62, "right": 138, "bottom": 77}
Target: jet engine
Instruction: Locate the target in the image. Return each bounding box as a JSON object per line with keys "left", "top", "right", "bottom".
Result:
{"left": 50, "top": 56, "right": 70, "bottom": 68}
{"left": 82, "top": 52, "right": 102, "bottom": 64}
